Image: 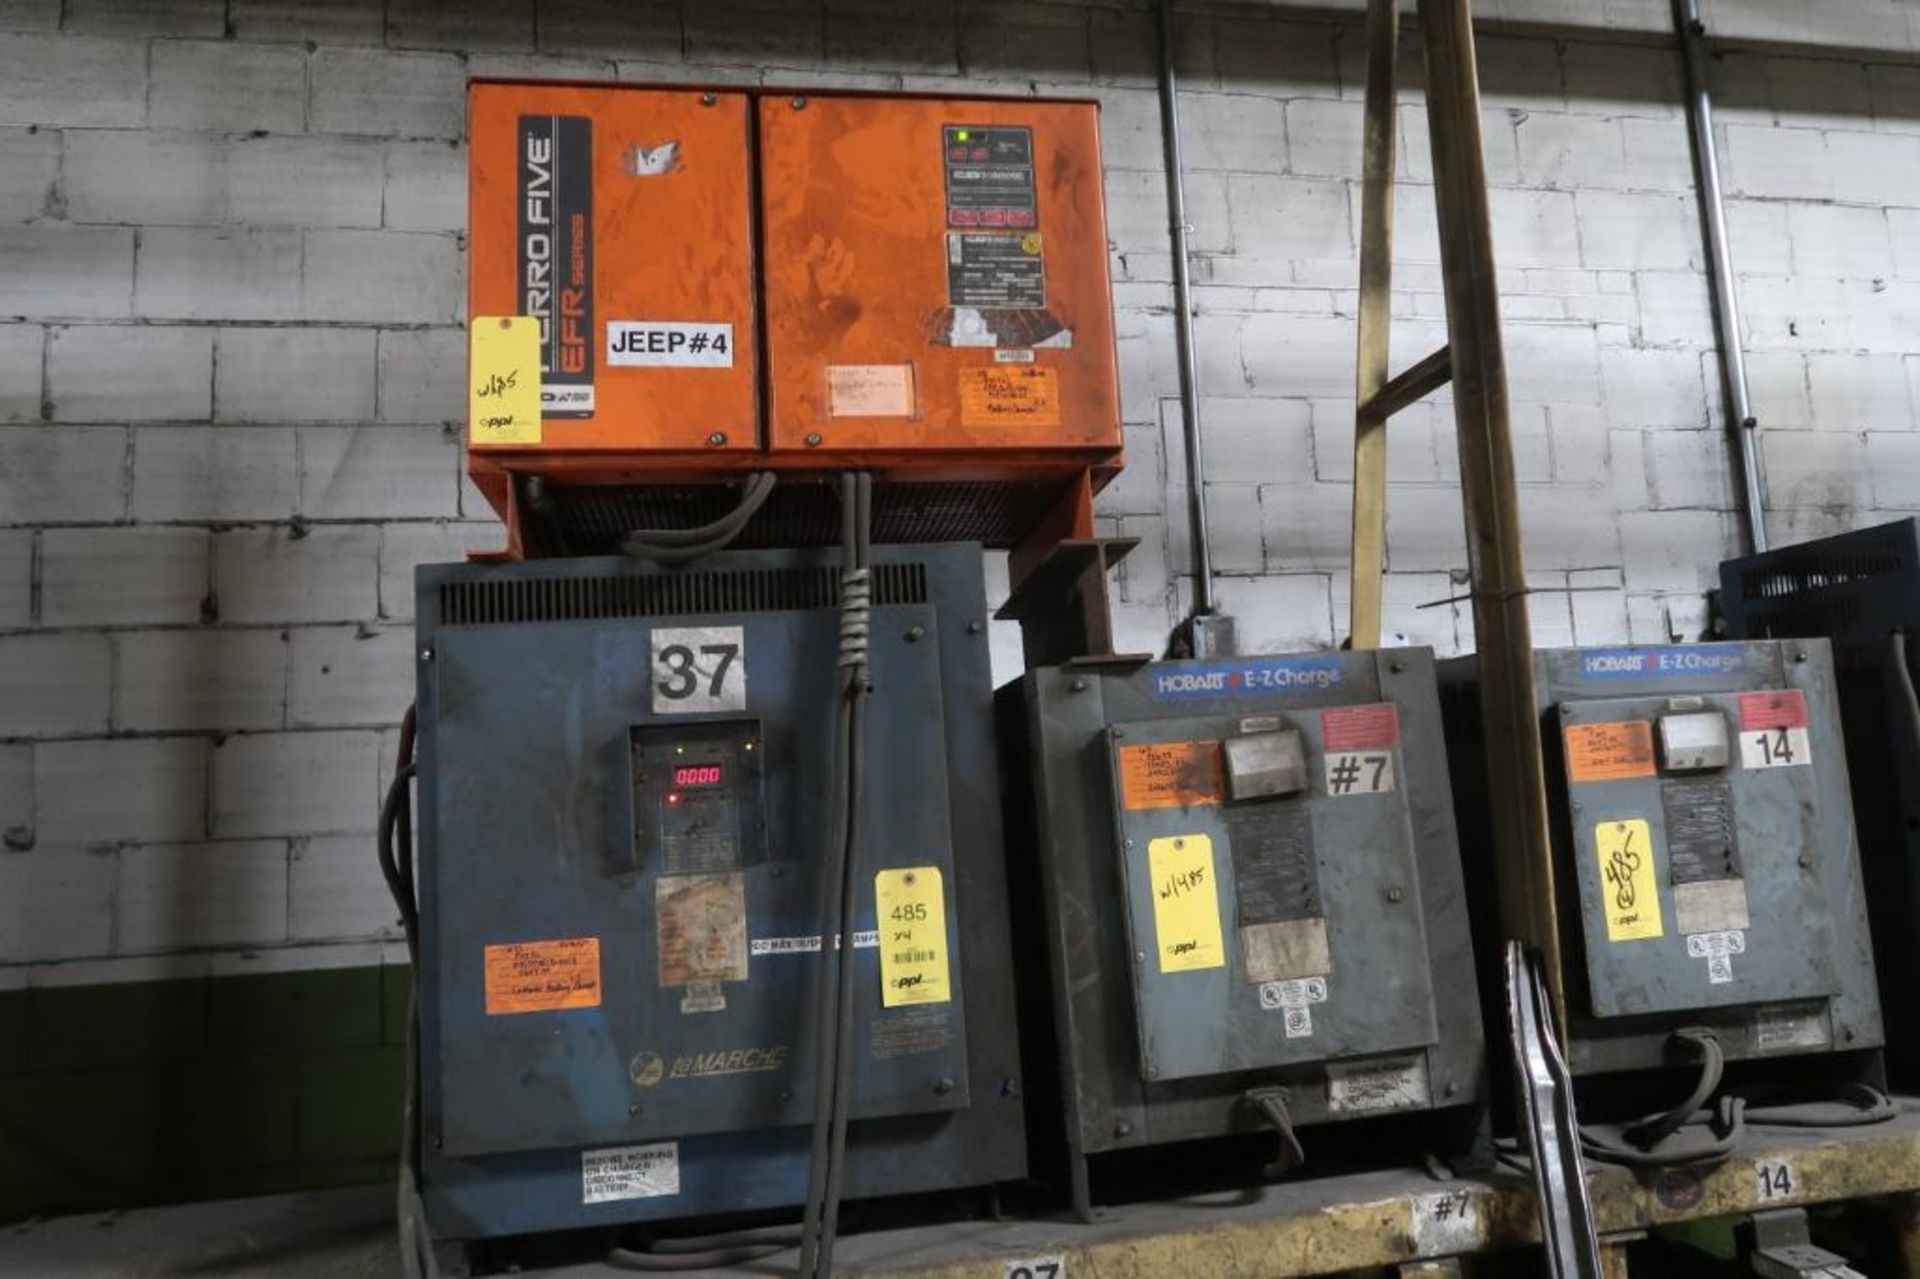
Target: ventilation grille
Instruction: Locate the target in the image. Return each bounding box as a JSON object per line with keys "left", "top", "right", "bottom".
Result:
{"left": 545, "top": 480, "right": 1048, "bottom": 554}
{"left": 440, "top": 563, "right": 928, "bottom": 627}
{"left": 1738, "top": 532, "right": 1910, "bottom": 602}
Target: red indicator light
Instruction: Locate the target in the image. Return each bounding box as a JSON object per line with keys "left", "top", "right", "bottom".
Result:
{"left": 672, "top": 763, "right": 724, "bottom": 788}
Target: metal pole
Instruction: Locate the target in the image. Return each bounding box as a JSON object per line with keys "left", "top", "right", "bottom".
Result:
{"left": 1157, "top": 0, "right": 1214, "bottom": 618}
{"left": 1675, "top": 0, "right": 1768, "bottom": 553}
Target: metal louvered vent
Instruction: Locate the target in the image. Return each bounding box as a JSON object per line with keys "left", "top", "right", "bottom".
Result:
{"left": 439, "top": 563, "right": 928, "bottom": 626}
{"left": 546, "top": 480, "right": 1049, "bottom": 554}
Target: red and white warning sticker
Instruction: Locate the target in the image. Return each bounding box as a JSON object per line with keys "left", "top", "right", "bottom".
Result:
{"left": 1321, "top": 703, "right": 1401, "bottom": 751}
{"left": 1738, "top": 691, "right": 1811, "bottom": 770}
{"left": 1738, "top": 690, "right": 1808, "bottom": 730}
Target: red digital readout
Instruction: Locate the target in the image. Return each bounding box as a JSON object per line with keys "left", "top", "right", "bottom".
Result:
{"left": 672, "top": 763, "right": 724, "bottom": 788}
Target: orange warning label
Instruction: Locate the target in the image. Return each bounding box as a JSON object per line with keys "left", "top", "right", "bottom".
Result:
{"left": 959, "top": 365, "right": 1060, "bottom": 428}
{"left": 1564, "top": 721, "right": 1657, "bottom": 783}
{"left": 484, "top": 937, "right": 601, "bottom": 1015}
{"left": 1119, "top": 740, "right": 1223, "bottom": 810}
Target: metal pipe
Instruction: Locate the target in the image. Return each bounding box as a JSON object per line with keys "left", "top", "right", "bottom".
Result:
{"left": 1675, "top": 0, "right": 1768, "bottom": 553}
{"left": 1157, "top": 0, "right": 1214, "bottom": 615}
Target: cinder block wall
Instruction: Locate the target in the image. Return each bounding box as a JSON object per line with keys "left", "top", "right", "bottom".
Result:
{"left": 0, "top": 0, "right": 1916, "bottom": 1211}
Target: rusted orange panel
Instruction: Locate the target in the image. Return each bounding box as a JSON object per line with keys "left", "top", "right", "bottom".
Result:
{"left": 467, "top": 82, "right": 759, "bottom": 456}
{"left": 758, "top": 95, "right": 1121, "bottom": 460}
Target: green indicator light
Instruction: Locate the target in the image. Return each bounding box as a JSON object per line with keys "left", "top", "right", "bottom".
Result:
{"left": 955, "top": 130, "right": 969, "bottom": 141}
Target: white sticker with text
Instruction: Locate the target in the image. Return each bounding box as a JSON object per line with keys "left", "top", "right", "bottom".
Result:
{"left": 1324, "top": 751, "right": 1395, "bottom": 797}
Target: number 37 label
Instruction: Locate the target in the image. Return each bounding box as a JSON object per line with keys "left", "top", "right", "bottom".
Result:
{"left": 651, "top": 626, "right": 746, "bottom": 713}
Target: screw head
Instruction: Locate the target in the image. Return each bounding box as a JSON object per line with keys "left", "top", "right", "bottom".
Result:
{"left": 1389, "top": 660, "right": 1404, "bottom": 673}
{"left": 966, "top": 620, "right": 983, "bottom": 634}
{"left": 1793, "top": 650, "right": 1808, "bottom": 663}
{"left": 419, "top": 647, "right": 434, "bottom": 662}
{"left": 934, "top": 1076, "right": 955, "bottom": 1094}
{"left": 700, "top": 91, "right": 717, "bottom": 105}
{"left": 805, "top": 432, "right": 823, "bottom": 447}
{"left": 1114, "top": 1118, "right": 1133, "bottom": 1137}
{"left": 791, "top": 95, "right": 808, "bottom": 109}
{"left": 1134, "top": 950, "right": 1145, "bottom": 963}
{"left": 1798, "top": 852, "right": 1814, "bottom": 869}
{"left": 1386, "top": 886, "right": 1405, "bottom": 903}
{"left": 706, "top": 431, "right": 727, "bottom": 447}
{"left": 905, "top": 624, "right": 925, "bottom": 643}
{"left": 628, "top": 1103, "right": 641, "bottom": 1116}
{"left": 1069, "top": 678, "right": 1087, "bottom": 692}
{"left": 1110, "top": 726, "right": 1124, "bottom": 739}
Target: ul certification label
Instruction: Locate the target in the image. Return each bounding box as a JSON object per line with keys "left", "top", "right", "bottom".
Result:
{"left": 943, "top": 124, "right": 1036, "bottom": 228}
{"left": 651, "top": 625, "right": 745, "bottom": 713}
{"left": 582, "top": 1142, "right": 679, "bottom": 1204}
{"left": 874, "top": 867, "right": 951, "bottom": 1007}
{"left": 1686, "top": 928, "right": 1745, "bottom": 984}
{"left": 1258, "top": 975, "right": 1327, "bottom": 1039}
{"left": 959, "top": 366, "right": 1060, "bottom": 428}
{"left": 947, "top": 232, "right": 1046, "bottom": 309}
{"left": 518, "top": 113, "right": 594, "bottom": 417}
{"left": 1565, "top": 720, "right": 1656, "bottom": 782}
{"left": 1739, "top": 690, "right": 1811, "bottom": 770}
{"left": 1594, "top": 818, "right": 1664, "bottom": 941}
{"left": 1148, "top": 834, "right": 1226, "bottom": 973}
{"left": 484, "top": 936, "right": 601, "bottom": 1015}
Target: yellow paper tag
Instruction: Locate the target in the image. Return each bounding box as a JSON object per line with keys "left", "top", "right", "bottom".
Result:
{"left": 470, "top": 315, "right": 542, "bottom": 444}
{"left": 1594, "top": 819, "right": 1663, "bottom": 941}
{"left": 1148, "top": 834, "right": 1226, "bottom": 973}
{"left": 875, "top": 867, "right": 951, "bottom": 1007}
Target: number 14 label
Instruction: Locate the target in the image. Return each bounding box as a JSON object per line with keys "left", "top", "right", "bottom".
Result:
{"left": 1740, "top": 726, "right": 1810, "bottom": 770}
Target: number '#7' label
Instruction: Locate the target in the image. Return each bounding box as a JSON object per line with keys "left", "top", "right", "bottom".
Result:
{"left": 651, "top": 626, "right": 746, "bottom": 713}
{"left": 1740, "top": 726, "right": 1810, "bottom": 770}
{"left": 1004, "top": 1257, "right": 1064, "bottom": 1279}
{"left": 1325, "top": 751, "right": 1395, "bottom": 796}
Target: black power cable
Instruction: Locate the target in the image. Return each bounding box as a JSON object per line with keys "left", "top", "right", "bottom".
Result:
{"left": 618, "top": 471, "right": 777, "bottom": 563}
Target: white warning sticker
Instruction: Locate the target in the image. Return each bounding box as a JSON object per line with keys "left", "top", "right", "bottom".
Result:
{"left": 583, "top": 1142, "right": 680, "bottom": 1204}
{"left": 1327, "top": 1055, "right": 1431, "bottom": 1114}
{"left": 607, "top": 321, "right": 735, "bottom": 368}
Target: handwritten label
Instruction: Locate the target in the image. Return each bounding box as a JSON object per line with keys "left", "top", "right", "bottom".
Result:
{"left": 1565, "top": 720, "right": 1657, "bottom": 782}
{"left": 1594, "top": 819, "right": 1664, "bottom": 941}
{"left": 874, "top": 867, "right": 951, "bottom": 1007}
{"left": 469, "top": 315, "right": 542, "bottom": 444}
{"left": 1118, "top": 740, "right": 1222, "bottom": 810}
{"left": 1147, "top": 834, "right": 1225, "bottom": 973}
{"left": 959, "top": 365, "right": 1060, "bottom": 428}
{"left": 484, "top": 936, "right": 601, "bottom": 1014}
{"left": 827, "top": 364, "right": 916, "bottom": 417}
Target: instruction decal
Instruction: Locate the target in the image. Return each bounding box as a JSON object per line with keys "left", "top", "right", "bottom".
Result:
{"left": 1148, "top": 834, "right": 1226, "bottom": 973}
{"left": 655, "top": 873, "right": 749, "bottom": 989}
{"left": 959, "top": 366, "right": 1060, "bottom": 428}
{"left": 518, "top": 112, "right": 594, "bottom": 417}
{"left": 607, "top": 321, "right": 734, "bottom": 368}
{"left": 1565, "top": 720, "right": 1657, "bottom": 782}
{"left": 1594, "top": 818, "right": 1664, "bottom": 941}
{"left": 470, "top": 316, "right": 543, "bottom": 445}
{"left": 582, "top": 1142, "right": 679, "bottom": 1204}
{"left": 484, "top": 936, "right": 601, "bottom": 1015}
{"left": 874, "top": 867, "right": 952, "bottom": 1008}
{"left": 1119, "top": 740, "right": 1223, "bottom": 810}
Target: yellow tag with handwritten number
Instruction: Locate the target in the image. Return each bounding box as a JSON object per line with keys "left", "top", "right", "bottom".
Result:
{"left": 470, "top": 315, "right": 541, "bottom": 444}
{"left": 875, "top": 867, "right": 950, "bottom": 1008}
{"left": 1148, "top": 834, "right": 1226, "bottom": 972}
{"left": 1594, "top": 819, "right": 1663, "bottom": 941}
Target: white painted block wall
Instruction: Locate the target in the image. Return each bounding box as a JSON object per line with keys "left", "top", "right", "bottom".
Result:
{"left": 0, "top": 0, "right": 1915, "bottom": 980}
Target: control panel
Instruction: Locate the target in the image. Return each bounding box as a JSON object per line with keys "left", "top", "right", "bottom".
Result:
{"left": 630, "top": 721, "right": 766, "bottom": 878}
